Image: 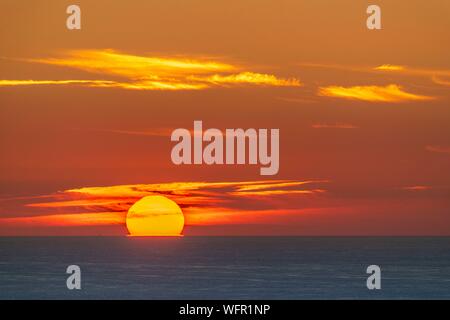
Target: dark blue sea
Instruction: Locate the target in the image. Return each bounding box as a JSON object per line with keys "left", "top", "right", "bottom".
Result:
{"left": 0, "top": 237, "right": 448, "bottom": 299}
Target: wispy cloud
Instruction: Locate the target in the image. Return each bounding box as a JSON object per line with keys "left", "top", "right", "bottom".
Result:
{"left": 276, "top": 96, "right": 319, "bottom": 104}
{"left": 1, "top": 49, "right": 301, "bottom": 90}
{"left": 231, "top": 180, "right": 328, "bottom": 196}
{"left": 373, "top": 64, "right": 405, "bottom": 71}
{"left": 1, "top": 212, "right": 124, "bottom": 226}
{"left": 318, "top": 84, "right": 434, "bottom": 102}
{"left": 230, "top": 189, "right": 326, "bottom": 197}
{"left": 1, "top": 180, "right": 329, "bottom": 227}
{"left": 300, "top": 62, "right": 450, "bottom": 78}
{"left": 374, "top": 64, "right": 450, "bottom": 88}
{"left": 426, "top": 145, "right": 450, "bottom": 154}
{"left": 431, "top": 75, "right": 450, "bottom": 87}
{"left": 373, "top": 64, "right": 450, "bottom": 77}
{"left": 192, "top": 72, "right": 300, "bottom": 87}
{"left": 402, "top": 186, "right": 432, "bottom": 191}
{"left": 0, "top": 79, "right": 116, "bottom": 87}
{"left": 30, "top": 50, "right": 235, "bottom": 76}
{"left": 311, "top": 123, "right": 358, "bottom": 129}
{"left": 300, "top": 63, "right": 450, "bottom": 90}
{"left": 88, "top": 128, "right": 174, "bottom": 137}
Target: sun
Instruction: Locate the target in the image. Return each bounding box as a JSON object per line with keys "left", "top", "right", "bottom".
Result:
{"left": 126, "top": 195, "right": 184, "bottom": 236}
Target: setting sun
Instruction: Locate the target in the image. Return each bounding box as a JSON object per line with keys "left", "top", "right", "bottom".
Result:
{"left": 126, "top": 196, "right": 184, "bottom": 236}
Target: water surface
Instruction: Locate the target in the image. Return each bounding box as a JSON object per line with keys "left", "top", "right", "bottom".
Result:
{"left": 0, "top": 237, "right": 448, "bottom": 299}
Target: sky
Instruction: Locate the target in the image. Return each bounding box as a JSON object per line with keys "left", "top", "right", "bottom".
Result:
{"left": 0, "top": 0, "right": 449, "bottom": 235}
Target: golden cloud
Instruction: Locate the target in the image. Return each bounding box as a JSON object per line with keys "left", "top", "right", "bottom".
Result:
{"left": 1, "top": 212, "right": 125, "bottom": 227}
{"left": 374, "top": 64, "right": 450, "bottom": 88}
{"left": 0, "top": 79, "right": 116, "bottom": 87}
{"left": 5, "top": 180, "right": 328, "bottom": 227}
{"left": 300, "top": 63, "right": 450, "bottom": 90}
{"left": 318, "top": 84, "right": 434, "bottom": 102}
{"left": 192, "top": 72, "right": 300, "bottom": 87}
{"left": 373, "top": 64, "right": 405, "bottom": 71}
{"left": 31, "top": 50, "right": 235, "bottom": 76}
{"left": 374, "top": 64, "right": 450, "bottom": 77}
{"left": 1, "top": 49, "right": 301, "bottom": 90}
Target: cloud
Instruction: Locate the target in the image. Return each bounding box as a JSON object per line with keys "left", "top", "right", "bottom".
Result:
{"left": 1, "top": 180, "right": 329, "bottom": 227}
{"left": 276, "top": 97, "right": 319, "bottom": 104}
{"left": 1, "top": 49, "right": 301, "bottom": 90}
{"left": 318, "top": 84, "right": 434, "bottom": 102}
{"left": 192, "top": 72, "right": 300, "bottom": 87}
{"left": 299, "top": 63, "right": 450, "bottom": 89}
{"left": 233, "top": 180, "right": 324, "bottom": 192}
{"left": 431, "top": 75, "right": 450, "bottom": 87}
{"left": 297, "top": 62, "right": 366, "bottom": 73}
{"left": 88, "top": 128, "right": 174, "bottom": 137}
{"left": 30, "top": 49, "right": 235, "bottom": 76}
{"left": 402, "top": 186, "right": 432, "bottom": 191}
{"left": 230, "top": 189, "right": 326, "bottom": 197}
{"left": 0, "top": 79, "right": 117, "bottom": 87}
{"left": 184, "top": 208, "right": 313, "bottom": 225}
{"left": 426, "top": 145, "right": 450, "bottom": 154}
{"left": 373, "top": 64, "right": 450, "bottom": 77}
{"left": 374, "top": 65, "right": 450, "bottom": 88}
{"left": 300, "top": 62, "right": 450, "bottom": 78}
{"left": 1, "top": 212, "right": 124, "bottom": 227}
{"left": 311, "top": 123, "right": 358, "bottom": 129}
{"left": 373, "top": 64, "right": 405, "bottom": 71}
{"left": 231, "top": 180, "right": 328, "bottom": 197}
{"left": 26, "top": 199, "right": 136, "bottom": 211}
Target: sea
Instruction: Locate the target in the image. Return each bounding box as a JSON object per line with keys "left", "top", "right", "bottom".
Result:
{"left": 0, "top": 237, "right": 448, "bottom": 299}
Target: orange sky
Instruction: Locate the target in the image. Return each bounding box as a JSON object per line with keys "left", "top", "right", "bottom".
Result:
{"left": 0, "top": 0, "right": 449, "bottom": 235}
